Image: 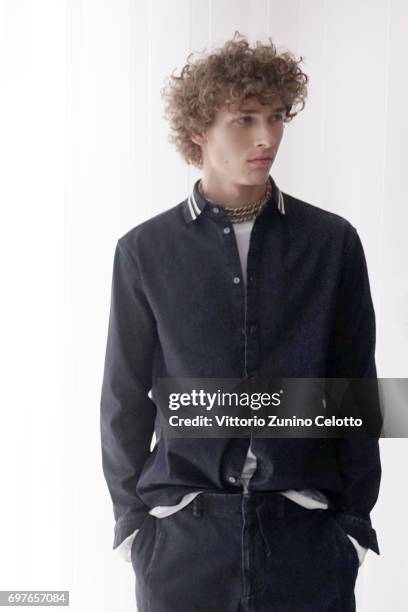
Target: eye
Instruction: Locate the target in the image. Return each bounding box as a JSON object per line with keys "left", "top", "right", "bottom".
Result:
{"left": 237, "top": 115, "right": 253, "bottom": 125}
{"left": 271, "top": 113, "right": 285, "bottom": 122}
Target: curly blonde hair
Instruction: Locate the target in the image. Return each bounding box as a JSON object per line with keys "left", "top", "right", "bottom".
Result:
{"left": 161, "top": 31, "right": 309, "bottom": 168}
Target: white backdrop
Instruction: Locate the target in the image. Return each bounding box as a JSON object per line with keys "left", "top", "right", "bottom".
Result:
{"left": 0, "top": 1, "right": 407, "bottom": 611}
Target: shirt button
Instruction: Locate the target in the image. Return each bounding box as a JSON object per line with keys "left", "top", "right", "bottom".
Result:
{"left": 223, "top": 227, "right": 231, "bottom": 234}
{"left": 233, "top": 276, "right": 241, "bottom": 284}
{"left": 228, "top": 476, "right": 237, "bottom": 484}
{"left": 213, "top": 206, "right": 220, "bottom": 214}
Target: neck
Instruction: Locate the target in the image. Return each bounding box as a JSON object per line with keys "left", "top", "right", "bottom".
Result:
{"left": 199, "top": 172, "right": 270, "bottom": 209}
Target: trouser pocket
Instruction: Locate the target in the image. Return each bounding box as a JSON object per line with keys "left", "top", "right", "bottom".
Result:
{"left": 138, "top": 508, "right": 243, "bottom": 612}
{"left": 131, "top": 514, "right": 163, "bottom": 584}
{"left": 329, "top": 516, "right": 360, "bottom": 570}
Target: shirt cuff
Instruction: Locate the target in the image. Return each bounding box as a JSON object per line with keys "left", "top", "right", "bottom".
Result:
{"left": 332, "top": 511, "right": 379, "bottom": 555}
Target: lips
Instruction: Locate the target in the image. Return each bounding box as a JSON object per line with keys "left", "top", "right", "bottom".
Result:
{"left": 248, "top": 157, "right": 273, "bottom": 161}
{"left": 248, "top": 157, "right": 273, "bottom": 167}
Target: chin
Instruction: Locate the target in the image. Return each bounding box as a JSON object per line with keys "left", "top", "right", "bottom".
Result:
{"left": 241, "top": 173, "right": 270, "bottom": 186}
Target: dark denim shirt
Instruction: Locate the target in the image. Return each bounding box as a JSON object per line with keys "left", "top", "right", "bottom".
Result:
{"left": 100, "top": 175, "right": 381, "bottom": 554}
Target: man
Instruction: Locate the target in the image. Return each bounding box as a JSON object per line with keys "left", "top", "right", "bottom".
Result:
{"left": 100, "top": 32, "right": 381, "bottom": 611}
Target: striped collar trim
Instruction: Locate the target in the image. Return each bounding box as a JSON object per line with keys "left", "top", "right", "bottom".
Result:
{"left": 182, "top": 175, "right": 287, "bottom": 223}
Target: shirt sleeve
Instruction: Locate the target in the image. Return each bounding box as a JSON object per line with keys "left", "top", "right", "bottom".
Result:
{"left": 100, "top": 239, "right": 157, "bottom": 549}
{"left": 327, "top": 226, "right": 382, "bottom": 555}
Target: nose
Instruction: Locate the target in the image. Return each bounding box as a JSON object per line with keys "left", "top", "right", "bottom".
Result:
{"left": 254, "top": 121, "right": 282, "bottom": 149}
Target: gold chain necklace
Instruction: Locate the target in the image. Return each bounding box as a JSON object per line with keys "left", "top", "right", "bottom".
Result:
{"left": 198, "top": 180, "right": 272, "bottom": 223}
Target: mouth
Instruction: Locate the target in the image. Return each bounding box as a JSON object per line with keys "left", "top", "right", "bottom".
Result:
{"left": 247, "top": 157, "right": 273, "bottom": 167}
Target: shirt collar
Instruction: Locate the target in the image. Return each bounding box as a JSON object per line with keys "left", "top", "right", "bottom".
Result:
{"left": 182, "top": 175, "right": 287, "bottom": 223}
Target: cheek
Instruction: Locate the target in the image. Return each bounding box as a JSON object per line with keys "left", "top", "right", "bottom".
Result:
{"left": 277, "top": 127, "right": 285, "bottom": 144}
{"left": 210, "top": 130, "right": 245, "bottom": 166}
{"left": 214, "top": 140, "right": 234, "bottom": 165}
{"left": 221, "top": 134, "right": 246, "bottom": 158}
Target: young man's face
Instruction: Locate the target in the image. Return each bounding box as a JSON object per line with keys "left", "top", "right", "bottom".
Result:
{"left": 192, "top": 96, "right": 286, "bottom": 185}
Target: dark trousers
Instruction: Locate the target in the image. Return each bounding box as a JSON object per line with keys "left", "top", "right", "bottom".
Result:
{"left": 131, "top": 491, "right": 359, "bottom": 612}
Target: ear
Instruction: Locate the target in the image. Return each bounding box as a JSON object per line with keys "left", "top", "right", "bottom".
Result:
{"left": 190, "top": 131, "right": 206, "bottom": 146}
